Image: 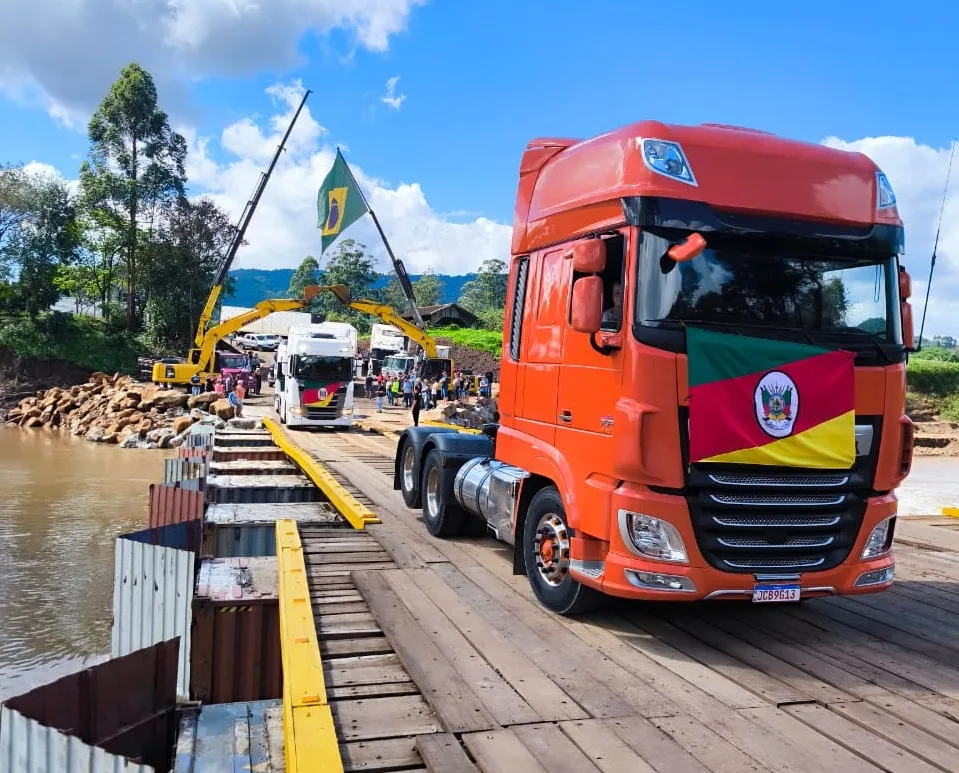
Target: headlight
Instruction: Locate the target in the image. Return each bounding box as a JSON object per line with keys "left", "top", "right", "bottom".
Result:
{"left": 640, "top": 139, "right": 697, "bottom": 186}
{"left": 618, "top": 510, "right": 688, "bottom": 563}
{"left": 861, "top": 516, "right": 896, "bottom": 559}
{"left": 290, "top": 406, "right": 305, "bottom": 416}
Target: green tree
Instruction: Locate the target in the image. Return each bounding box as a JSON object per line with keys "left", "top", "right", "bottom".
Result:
{"left": 288, "top": 255, "right": 320, "bottom": 297}
{"left": 80, "top": 63, "right": 187, "bottom": 331}
{"left": 315, "top": 239, "right": 377, "bottom": 332}
{"left": 412, "top": 268, "right": 443, "bottom": 307}
{"left": 380, "top": 275, "right": 410, "bottom": 313}
{"left": 140, "top": 198, "right": 237, "bottom": 351}
{"left": 458, "top": 258, "right": 507, "bottom": 328}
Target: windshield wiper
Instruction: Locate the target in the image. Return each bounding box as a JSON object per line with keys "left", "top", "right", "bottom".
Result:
{"left": 824, "top": 327, "right": 891, "bottom": 362}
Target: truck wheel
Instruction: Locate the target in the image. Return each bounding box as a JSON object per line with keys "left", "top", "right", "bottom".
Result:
{"left": 523, "top": 487, "right": 601, "bottom": 616}
{"left": 399, "top": 440, "right": 422, "bottom": 508}
{"left": 421, "top": 449, "right": 467, "bottom": 537}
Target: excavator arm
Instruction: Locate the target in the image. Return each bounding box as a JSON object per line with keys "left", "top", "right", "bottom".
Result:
{"left": 319, "top": 284, "right": 439, "bottom": 359}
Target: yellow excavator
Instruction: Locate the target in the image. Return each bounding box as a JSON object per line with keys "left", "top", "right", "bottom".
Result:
{"left": 151, "top": 286, "right": 322, "bottom": 386}
{"left": 318, "top": 284, "right": 454, "bottom": 381}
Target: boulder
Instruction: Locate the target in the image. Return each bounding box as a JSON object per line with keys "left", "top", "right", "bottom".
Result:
{"left": 210, "top": 399, "right": 235, "bottom": 421}
{"left": 24, "top": 416, "right": 44, "bottom": 428}
{"left": 85, "top": 426, "right": 104, "bottom": 443}
{"left": 153, "top": 391, "right": 190, "bottom": 412}
{"left": 187, "top": 392, "right": 219, "bottom": 410}
{"left": 228, "top": 417, "right": 258, "bottom": 430}
{"left": 172, "top": 415, "right": 194, "bottom": 435}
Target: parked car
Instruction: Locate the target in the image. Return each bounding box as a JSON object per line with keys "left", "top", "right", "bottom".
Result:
{"left": 235, "top": 333, "right": 278, "bottom": 351}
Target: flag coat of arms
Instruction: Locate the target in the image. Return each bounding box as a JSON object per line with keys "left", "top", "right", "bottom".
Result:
{"left": 317, "top": 149, "right": 369, "bottom": 253}
{"left": 686, "top": 326, "right": 856, "bottom": 469}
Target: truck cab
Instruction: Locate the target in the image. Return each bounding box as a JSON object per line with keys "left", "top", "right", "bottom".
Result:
{"left": 393, "top": 120, "right": 914, "bottom": 615}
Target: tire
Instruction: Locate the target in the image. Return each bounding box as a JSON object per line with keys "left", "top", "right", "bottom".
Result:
{"left": 399, "top": 440, "right": 422, "bottom": 508}
{"left": 522, "top": 487, "right": 601, "bottom": 616}
{"left": 420, "top": 450, "right": 467, "bottom": 537}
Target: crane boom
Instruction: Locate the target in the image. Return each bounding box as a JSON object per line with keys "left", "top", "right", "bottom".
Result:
{"left": 193, "top": 89, "right": 312, "bottom": 347}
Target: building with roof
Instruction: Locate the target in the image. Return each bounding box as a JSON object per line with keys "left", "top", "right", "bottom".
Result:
{"left": 400, "top": 303, "right": 481, "bottom": 328}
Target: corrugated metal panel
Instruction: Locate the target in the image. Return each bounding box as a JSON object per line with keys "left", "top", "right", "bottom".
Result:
{"left": 211, "top": 448, "right": 288, "bottom": 463}
{"left": 0, "top": 707, "right": 153, "bottom": 773}
{"left": 189, "top": 558, "right": 281, "bottom": 704}
{"left": 1, "top": 640, "right": 179, "bottom": 773}
{"left": 123, "top": 522, "right": 201, "bottom": 553}
{"left": 177, "top": 448, "right": 209, "bottom": 460}
{"left": 214, "top": 434, "right": 275, "bottom": 448}
{"left": 148, "top": 484, "right": 203, "bottom": 529}
{"left": 188, "top": 425, "right": 215, "bottom": 449}
{"left": 112, "top": 531, "right": 195, "bottom": 698}
{"left": 205, "top": 475, "right": 324, "bottom": 504}
{"left": 172, "top": 700, "right": 284, "bottom": 773}
{"left": 202, "top": 502, "right": 343, "bottom": 557}
{"left": 164, "top": 459, "right": 207, "bottom": 486}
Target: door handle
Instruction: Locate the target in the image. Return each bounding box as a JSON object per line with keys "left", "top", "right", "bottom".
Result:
{"left": 559, "top": 410, "right": 572, "bottom": 423}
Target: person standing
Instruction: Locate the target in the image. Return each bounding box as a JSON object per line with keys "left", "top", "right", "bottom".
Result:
{"left": 253, "top": 369, "right": 262, "bottom": 396}
{"left": 411, "top": 382, "right": 422, "bottom": 427}
{"left": 375, "top": 380, "right": 386, "bottom": 413}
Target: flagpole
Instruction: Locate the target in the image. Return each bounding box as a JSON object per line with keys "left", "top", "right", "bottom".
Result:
{"left": 346, "top": 154, "right": 428, "bottom": 332}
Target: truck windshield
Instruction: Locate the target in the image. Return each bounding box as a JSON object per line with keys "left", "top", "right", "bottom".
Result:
{"left": 294, "top": 356, "right": 352, "bottom": 381}
{"left": 633, "top": 229, "right": 903, "bottom": 362}
{"left": 219, "top": 354, "right": 247, "bottom": 369}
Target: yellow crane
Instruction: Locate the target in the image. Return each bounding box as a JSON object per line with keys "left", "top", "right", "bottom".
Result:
{"left": 152, "top": 286, "right": 322, "bottom": 386}
{"left": 319, "top": 284, "right": 454, "bottom": 381}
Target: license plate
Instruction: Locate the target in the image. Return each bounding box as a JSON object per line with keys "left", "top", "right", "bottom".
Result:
{"left": 752, "top": 584, "right": 801, "bottom": 603}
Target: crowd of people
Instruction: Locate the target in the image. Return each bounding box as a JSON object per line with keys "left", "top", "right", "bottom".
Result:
{"left": 188, "top": 351, "right": 265, "bottom": 420}
{"left": 363, "top": 369, "right": 494, "bottom": 426}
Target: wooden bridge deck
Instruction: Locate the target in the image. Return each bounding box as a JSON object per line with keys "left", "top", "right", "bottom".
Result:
{"left": 291, "top": 427, "right": 959, "bottom": 773}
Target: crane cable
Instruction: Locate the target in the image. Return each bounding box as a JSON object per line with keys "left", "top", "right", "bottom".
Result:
{"left": 917, "top": 139, "right": 956, "bottom": 349}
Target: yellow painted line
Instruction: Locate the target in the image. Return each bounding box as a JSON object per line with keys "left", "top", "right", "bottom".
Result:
{"left": 263, "top": 417, "right": 380, "bottom": 529}
{"left": 944, "top": 507, "right": 959, "bottom": 518}
{"left": 421, "top": 419, "right": 482, "bottom": 435}
{"left": 277, "top": 520, "right": 344, "bottom": 773}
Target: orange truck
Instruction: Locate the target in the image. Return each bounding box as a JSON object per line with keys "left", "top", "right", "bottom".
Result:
{"left": 394, "top": 120, "right": 915, "bottom": 615}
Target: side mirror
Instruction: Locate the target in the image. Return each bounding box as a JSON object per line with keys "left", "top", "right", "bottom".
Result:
{"left": 660, "top": 232, "right": 707, "bottom": 275}
{"left": 571, "top": 239, "right": 606, "bottom": 273}
{"left": 899, "top": 268, "right": 915, "bottom": 350}
{"left": 571, "top": 276, "right": 604, "bottom": 334}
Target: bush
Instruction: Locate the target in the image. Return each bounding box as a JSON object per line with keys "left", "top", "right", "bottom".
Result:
{"left": 429, "top": 327, "right": 502, "bottom": 357}
{"left": 911, "top": 346, "right": 959, "bottom": 363}
{"left": 941, "top": 393, "right": 959, "bottom": 421}
{"left": 0, "top": 312, "right": 145, "bottom": 374}
{"left": 906, "top": 359, "right": 959, "bottom": 397}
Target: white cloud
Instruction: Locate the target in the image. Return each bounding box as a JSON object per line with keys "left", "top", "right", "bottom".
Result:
{"left": 186, "top": 82, "right": 510, "bottom": 276}
{"left": 380, "top": 76, "right": 406, "bottom": 110}
{"left": 0, "top": 0, "right": 426, "bottom": 123}
{"left": 822, "top": 136, "right": 959, "bottom": 338}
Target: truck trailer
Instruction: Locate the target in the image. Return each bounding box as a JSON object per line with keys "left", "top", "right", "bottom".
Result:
{"left": 393, "top": 120, "right": 915, "bottom": 615}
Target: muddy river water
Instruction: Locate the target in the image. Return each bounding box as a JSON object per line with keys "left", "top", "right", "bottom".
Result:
{"left": 0, "top": 426, "right": 955, "bottom": 702}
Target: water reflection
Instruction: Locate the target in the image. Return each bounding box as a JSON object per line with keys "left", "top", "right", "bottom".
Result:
{"left": 0, "top": 427, "right": 169, "bottom": 700}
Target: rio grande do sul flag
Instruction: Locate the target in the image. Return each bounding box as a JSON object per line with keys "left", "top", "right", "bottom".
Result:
{"left": 686, "top": 326, "right": 856, "bottom": 469}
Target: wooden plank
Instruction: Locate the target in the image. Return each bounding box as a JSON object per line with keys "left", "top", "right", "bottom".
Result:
{"left": 321, "top": 635, "right": 393, "bottom": 658}
{"left": 352, "top": 569, "right": 499, "bottom": 733}
{"left": 404, "top": 566, "right": 589, "bottom": 722}
{"left": 384, "top": 568, "right": 542, "bottom": 726}
{"left": 323, "top": 653, "right": 411, "bottom": 687}
{"left": 327, "top": 681, "right": 420, "bottom": 701}
{"left": 603, "top": 716, "right": 715, "bottom": 773}
{"left": 331, "top": 694, "right": 442, "bottom": 742}
{"left": 557, "top": 720, "right": 658, "bottom": 773}
{"left": 415, "top": 734, "right": 480, "bottom": 773}
{"left": 307, "top": 551, "right": 394, "bottom": 564}
{"left": 339, "top": 737, "right": 421, "bottom": 773}
{"left": 428, "top": 562, "right": 649, "bottom": 719}
{"left": 649, "top": 714, "right": 775, "bottom": 773}
{"left": 510, "top": 723, "right": 604, "bottom": 773}
{"left": 315, "top": 602, "right": 370, "bottom": 616}
{"left": 461, "top": 730, "right": 548, "bottom": 773}
{"left": 783, "top": 704, "right": 944, "bottom": 773}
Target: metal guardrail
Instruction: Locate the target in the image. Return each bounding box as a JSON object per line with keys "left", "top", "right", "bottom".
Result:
{"left": 262, "top": 418, "right": 379, "bottom": 529}
{"left": 275, "top": 520, "right": 343, "bottom": 773}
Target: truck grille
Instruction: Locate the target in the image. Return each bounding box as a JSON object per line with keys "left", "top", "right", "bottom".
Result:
{"left": 688, "top": 481, "right": 865, "bottom": 573}
{"left": 305, "top": 385, "right": 348, "bottom": 420}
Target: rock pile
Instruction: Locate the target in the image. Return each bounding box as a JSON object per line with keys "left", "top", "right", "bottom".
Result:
{"left": 3, "top": 372, "right": 239, "bottom": 449}
{"left": 429, "top": 397, "right": 498, "bottom": 429}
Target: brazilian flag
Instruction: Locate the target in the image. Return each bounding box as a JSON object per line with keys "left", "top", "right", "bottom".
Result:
{"left": 317, "top": 149, "right": 369, "bottom": 254}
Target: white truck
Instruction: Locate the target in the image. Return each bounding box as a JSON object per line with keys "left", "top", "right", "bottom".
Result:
{"left": 368, "top": 323, "right": 408, "bottom": 377}
{"left": 274, "top": 322, "right": 358, "bottom": 428}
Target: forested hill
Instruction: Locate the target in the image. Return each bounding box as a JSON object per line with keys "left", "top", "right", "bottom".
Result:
{"left": 228, "top": 268, "right": 477, "bottom": 307}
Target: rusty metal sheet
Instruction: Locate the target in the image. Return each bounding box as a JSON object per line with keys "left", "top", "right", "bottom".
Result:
{"left": 112, "top": 530, "right": 195, "bottom": 697}
{"left": 149, "top": 484, "right": 203, "bottom": 529}
{"left": 190, "top": 559, "right": 281, "bottom": 704}
{"left": 1, "top": 640, "right": 179, "bottom": 772}
{"left": 210, "top": 448, "right": 288, "bottom": 463}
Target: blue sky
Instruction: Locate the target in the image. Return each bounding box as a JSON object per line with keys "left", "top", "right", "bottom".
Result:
{"left": 0, "top": 0, "right": 957, "bottom": 332}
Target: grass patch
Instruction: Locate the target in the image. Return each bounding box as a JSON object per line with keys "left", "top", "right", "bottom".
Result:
{"left": 429, "top": 326, "right": 502, "bottom": 356}
{"left": 906, "top": 358, "right": 959, "bottom": 397}
{"left": 0, "top": 312, "right": 145, "bottom": 374}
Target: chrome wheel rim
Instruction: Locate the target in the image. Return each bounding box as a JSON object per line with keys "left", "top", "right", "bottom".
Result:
{"left": 425, "top": 467, "right": 440, "bottom": 518}
{"left": 533, "top": 513, "right": 570, "bottom": 587}
{"left": 402, "top": 445, "right": 416, "bottom": 492}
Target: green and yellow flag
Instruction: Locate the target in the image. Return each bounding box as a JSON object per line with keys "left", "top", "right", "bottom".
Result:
{"left": 317, "top": 149, "right": 369, "bottom": 253}
{"left": 687, "top": 326, "right": 856, "bottom": 469}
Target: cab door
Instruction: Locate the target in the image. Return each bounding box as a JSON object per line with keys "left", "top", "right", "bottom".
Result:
{"left": 554, "top": 231, "right": 628, "bottom": 542}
